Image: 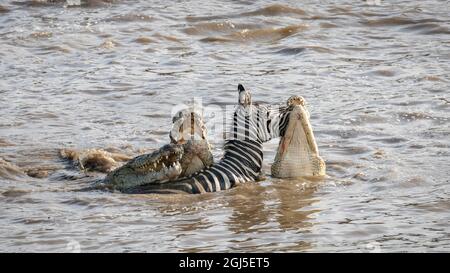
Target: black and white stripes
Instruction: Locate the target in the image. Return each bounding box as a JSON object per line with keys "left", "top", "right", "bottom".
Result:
{"left": 129, "top": 85, "right": 291, "bottom": 194}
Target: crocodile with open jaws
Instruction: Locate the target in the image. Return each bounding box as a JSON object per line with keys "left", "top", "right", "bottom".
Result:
{"left": 100, "top": 106, "right": 214, "bottom": 191}
{"left": 122, "top": 84, "right": 326, "bottom": 194}
{"left": 271, "top": 95, "right": 326, "bottom": 177}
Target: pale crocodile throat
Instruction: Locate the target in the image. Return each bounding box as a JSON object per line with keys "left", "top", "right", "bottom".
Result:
{"left": 271, "top": 96, "right": 326, "bottom": 178}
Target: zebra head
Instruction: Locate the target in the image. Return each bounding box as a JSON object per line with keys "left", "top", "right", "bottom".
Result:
{"left": 238, "top": 83, "right": 252, "bottom": 107}
{"left": 230, "top": 84, "right": 291, "bottom": 143}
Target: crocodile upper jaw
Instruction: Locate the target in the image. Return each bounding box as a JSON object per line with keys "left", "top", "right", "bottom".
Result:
{"left": 104, "top": 144, "right": 184, "bottom": 190}
{"left": 271, "top": 104, "right": 325, "bottom": 178}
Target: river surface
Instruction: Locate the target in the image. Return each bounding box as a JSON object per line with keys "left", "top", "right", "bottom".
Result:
{"left": 1, "top": 0, "right": 449, "bottom": 252}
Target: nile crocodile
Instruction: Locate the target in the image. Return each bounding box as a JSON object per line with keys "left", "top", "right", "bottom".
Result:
{"left": 271, "top": 95, "right": 326, "bottom": 177}
{"left": 124, "top": 84, "right": 325, "bottom": 194}
{"left": 101, "top": 107, "right": 214, "bottom": 191}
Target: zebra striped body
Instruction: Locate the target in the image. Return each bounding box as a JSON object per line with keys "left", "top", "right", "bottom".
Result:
{"left": 126, "top": 85, "right": 291, "bottom": 194}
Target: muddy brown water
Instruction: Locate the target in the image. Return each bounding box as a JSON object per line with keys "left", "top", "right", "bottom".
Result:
{"left": 0, "top": 0, "right": 449, "bottom": 252}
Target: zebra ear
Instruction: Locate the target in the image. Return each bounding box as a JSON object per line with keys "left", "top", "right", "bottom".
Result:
{"left": 238, "top": 84, "right": 251, "bottom": 106}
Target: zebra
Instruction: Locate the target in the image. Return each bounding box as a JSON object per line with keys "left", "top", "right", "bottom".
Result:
{"left": 125, "top": 84, "right": 291, "bottom": 194}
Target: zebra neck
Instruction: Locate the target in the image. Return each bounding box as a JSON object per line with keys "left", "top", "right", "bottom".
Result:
{"left": 128, "top": 138, "right": 266, "bottom": 194}
{"left": 222, "top": 139, "right": 264, "bottom": 174}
